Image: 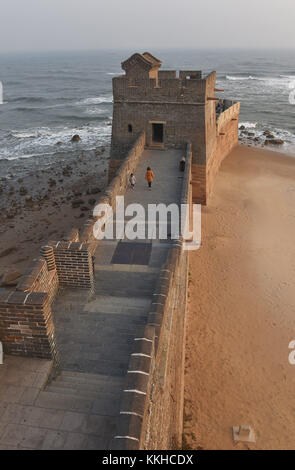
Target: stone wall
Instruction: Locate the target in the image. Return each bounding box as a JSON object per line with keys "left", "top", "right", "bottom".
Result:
{"left": 16, "top": 257, "right": 59, "bottom": 303}
{"left": 206, "top": 102, "right": 240, "bottom": 199}
{"left": 108, "top": 131, "right": 146, "bottom": 183}
{"left": 191, "top": 100, "right": 240, "bottom": 205}
{"left": 111, "top": 72, "right": 208, "bottom": 168}
{"left": 82, "top": 132, "right": 146, "bottom": 244}
{"left": 51, "top": 241, "right": 94, "bottom": 290}
{"left": 0, "top": 250, "right": 60, "bottom": 359}
{"left": 111, "top": 144, "right": 191, "bottom": 450}
{"left": 0, "top": 290, "right": 58, "bottom": 360}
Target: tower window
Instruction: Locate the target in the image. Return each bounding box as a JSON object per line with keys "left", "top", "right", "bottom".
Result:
{"left": 128, "top": 124, "right": 133, "bottom": 133}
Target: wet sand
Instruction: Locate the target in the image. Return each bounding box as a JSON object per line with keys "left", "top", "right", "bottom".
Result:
{"left": 184, "top": 145, "right": 295, "bottom": 450}
{"left": 0, "top": 147, "right": 109, "bottom": 282}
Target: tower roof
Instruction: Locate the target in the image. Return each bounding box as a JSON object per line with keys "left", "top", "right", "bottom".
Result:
{"left": 121, "top": 52, "right": 162, "bottom": 72}
{"left": 142, "top": 52, "right": 162, "bottom": 67}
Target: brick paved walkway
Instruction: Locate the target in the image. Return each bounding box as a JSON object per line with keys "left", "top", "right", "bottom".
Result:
{"left": 0, "top": 149, "right": 183, "bottom": 449}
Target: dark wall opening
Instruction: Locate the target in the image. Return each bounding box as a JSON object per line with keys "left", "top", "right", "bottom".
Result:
{"left": 128, "top": 124, "right": 133, "bottom": 133}
{"left": 152, "top": 123, "right": 164, "bottom": 143}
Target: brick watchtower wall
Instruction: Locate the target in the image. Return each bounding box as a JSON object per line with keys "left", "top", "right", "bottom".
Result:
{"left": 0, "top": 291, "right": 58, "bottom": 360}
{"left": 109, "top": 52, "right": 240, "bottom": 204}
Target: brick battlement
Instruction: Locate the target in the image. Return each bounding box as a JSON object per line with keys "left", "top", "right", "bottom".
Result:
{"left": 113, "top": 71, "right": 212, "bottom": 104}
{"left": 110, "top": 52, "right": 239, "bottom": 204}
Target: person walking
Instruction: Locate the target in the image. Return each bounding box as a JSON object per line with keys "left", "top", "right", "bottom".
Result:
{"left": 129, "top": 173, "right": 136, "bottom": 190}
{"left": 145, "top": 167, "right": 154, "bottom": 190}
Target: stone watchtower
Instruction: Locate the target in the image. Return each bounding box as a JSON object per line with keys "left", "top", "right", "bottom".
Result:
{"left": 109, "top": 52, "right": 240, "bottom": 204}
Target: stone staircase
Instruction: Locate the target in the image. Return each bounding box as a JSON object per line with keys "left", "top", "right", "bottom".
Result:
{"left": 94, "top": 269, "right": 158, "bottom": 298}
{"left": 37, "top": 371, "right": 123, "bottom": 416}
{"left": 35, "top": 263, "right": 157, "bottom": 448}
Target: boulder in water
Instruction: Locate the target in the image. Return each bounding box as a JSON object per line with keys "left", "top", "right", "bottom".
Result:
{"left": 265, "top": 139, "right": 284, "bottom": 146}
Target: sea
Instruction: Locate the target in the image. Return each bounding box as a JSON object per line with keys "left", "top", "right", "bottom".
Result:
{"left": 0, "top": 48, "right": 294, "bottom": 177}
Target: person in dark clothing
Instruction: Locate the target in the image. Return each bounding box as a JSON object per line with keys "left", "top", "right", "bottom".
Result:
{"left": 92, "top": 255, "right": 95, "bottom": 278}
{"left": 179, "top": 156, "right": 186, "bottom": 172}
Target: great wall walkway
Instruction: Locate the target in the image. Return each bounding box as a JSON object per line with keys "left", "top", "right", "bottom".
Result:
{"left": 0, "top": 149, "right": 184, "bottom": 450}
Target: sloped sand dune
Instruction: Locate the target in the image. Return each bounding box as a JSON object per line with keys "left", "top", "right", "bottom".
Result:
{"left": 184, "top": 145, "right": 295, "bottom": 450}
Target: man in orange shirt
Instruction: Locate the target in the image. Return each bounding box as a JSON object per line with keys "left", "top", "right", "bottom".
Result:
{"left": 145, "top": 167, "right": 154, "bottom": 190}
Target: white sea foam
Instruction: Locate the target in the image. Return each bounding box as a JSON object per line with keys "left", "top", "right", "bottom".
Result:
{"left": 239, "top": 121, "right": 295, "bottom": 154}
{"left": 239, "top": 122, "right": 257, "bottom": 129}
{"left": 226, "top": 75, "right": 253, "bottom": 81}
{"left": 78, "top": 96, "right": 113, "bottom": 105}
{"left": 84, "top": 107, "right": 107, "bottom": 116}
{"left": 1, "top": 123, "right": 112, "bottom": 161}
{"left": 226, "top": 74, "right": 295, "bottom": 91}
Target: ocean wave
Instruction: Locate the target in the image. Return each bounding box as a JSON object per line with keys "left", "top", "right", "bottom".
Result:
{"left": 1, "top": 123, "right": 111, "bottom": 161}
{"left": 239, "top": 121, "right": 257, "bottom": 129}
{"left": 15, "top": 106, "right": 45, "bottom": 112}
{"left": 239, "top": 122, "right": 295, "bottom": 150}
{"left": 226, "top": 74, "right": 295, "bottom": 90}
{"left": 10, "top": 96, "right": 48, "bottom": 103}
{"left": 12, "top": 131, "right": 40, "bottom": 139}
{"left": 77, "top": 96, "right": 113, "bottom": 105}
{"left": 0, "top": 152, "right": 52, "bottom": 161}
{"left": 84, "top": 107, "right": 109, "bottom": 116}
{"left": 226, "top": 75, "right": 253, "bottom": 81}
{"left": 57, "top": 114, "right": 107, "bottom": 122}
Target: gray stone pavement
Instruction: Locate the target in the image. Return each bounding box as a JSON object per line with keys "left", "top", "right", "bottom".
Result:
{"left": 0, "top": 149, "right": 183, "bottom": 449}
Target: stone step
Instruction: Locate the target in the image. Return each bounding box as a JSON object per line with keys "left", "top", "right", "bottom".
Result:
{"left": 55, "top": 314, "right": 146, "bottom": 327}
{"left": 95, "top": 271, "right": 157, "bottom": 298}
{"left": 54, "top": 376, "right": 123, "bottom": 393}
{"left": 36, "top": 390, "right": 121, "bottom": 416}
{"left": 46, "top": 384, "right": 122, "bottom": 401}
{"left": 60, "top": 371, "right": 125, "bottom": 384}
{"left": 46, "top": 385, "right": 99, "bottom": 399}
{"left": 35, "top": 391, "right": 95, "bottom": 413}
{"left": 57, "top": 361, "right": 128, "bottom": 377}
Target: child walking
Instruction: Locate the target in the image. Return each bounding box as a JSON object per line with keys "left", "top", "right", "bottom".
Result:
{"left": 145, "top": 167, "right": 154, "bottom": 190}
{"left": 129, "top": 173, "right": 136, "bottom": 190}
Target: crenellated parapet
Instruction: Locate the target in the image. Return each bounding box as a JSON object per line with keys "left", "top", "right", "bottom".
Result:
{"left": 110, "top": 52, "right": 240, "bottom": 204}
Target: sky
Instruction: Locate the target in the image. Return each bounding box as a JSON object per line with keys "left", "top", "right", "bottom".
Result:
{"left": 0, "top": 0, "right": 294, "bottom": 52}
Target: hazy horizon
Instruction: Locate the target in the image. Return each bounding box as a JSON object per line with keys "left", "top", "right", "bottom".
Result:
{"left": 1, "top": 46, "right": 295, "bottom": 56}
{"left": 0, "top": 0, "right": 294, "bottom": 53}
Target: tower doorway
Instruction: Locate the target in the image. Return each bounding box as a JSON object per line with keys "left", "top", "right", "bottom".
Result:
{"left": 152, "top": 123, "right": 164, "bottom": 144}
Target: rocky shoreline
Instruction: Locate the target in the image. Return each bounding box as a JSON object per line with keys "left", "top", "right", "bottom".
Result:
{"left": 0, "top": 143, "right": 109, "bottom": 286}
{"left": 238, "top": 125, "right": 286, "bottom": 149}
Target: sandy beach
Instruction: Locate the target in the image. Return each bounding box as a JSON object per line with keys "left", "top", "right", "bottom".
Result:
{"left": 184, "top": 145, "right": 295, "bottom": 450}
